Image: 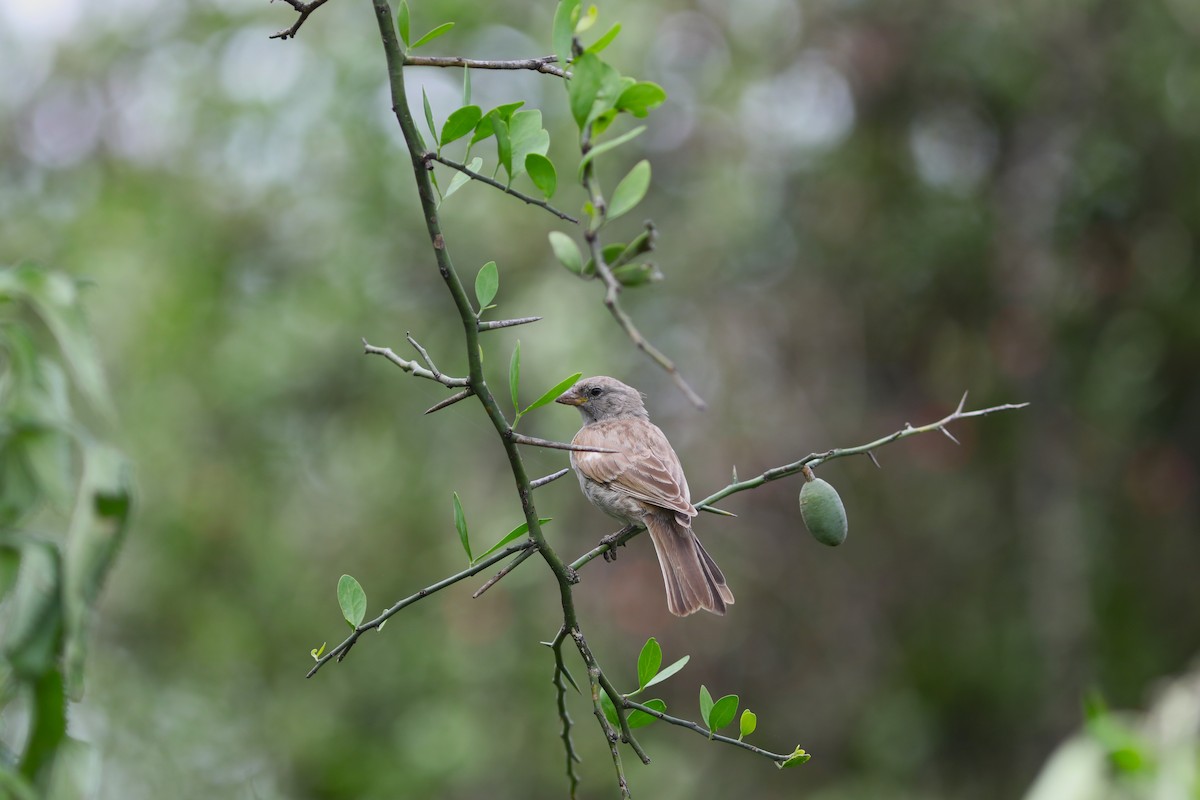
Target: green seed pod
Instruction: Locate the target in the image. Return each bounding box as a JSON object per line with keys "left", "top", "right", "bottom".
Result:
{"left": 799, "top": 478, "right": 848, "bottom": 546}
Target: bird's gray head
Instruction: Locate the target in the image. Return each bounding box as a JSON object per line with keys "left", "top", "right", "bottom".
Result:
{"left": 555, "top": 376, "right": 648, "bottom": 423}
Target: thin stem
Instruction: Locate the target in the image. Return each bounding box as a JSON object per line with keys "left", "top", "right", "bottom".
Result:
{"left": 622, "top": 699, "right": 796, "bottom": 763}
{"left": 424, "top": 388, "right": 473, "bottom": 415}
{"left": 307, "top": 540, "right": 535, "bottom": 677}
{"left": 507, "top": 431, "right": 617, "bottom": 453}
{"left": 404, "top": 54, "right": 568, "bottom": 79}
{"left": 362, "top": 339, "right": 469, "bottom": 387}
{"left": 472, "top": 545, "right": 537, "bottom": 598}
{"left": 430, "top": 154, "right": 579, "bottom": 223}
{"left": 530, "top": 468, "right": 571, "bottom": 490}
{"left": 578, "top": 126, "right": 705, "bottom": 409}
{"left": 549, "top": 627, "right": 583, "bottom": 798}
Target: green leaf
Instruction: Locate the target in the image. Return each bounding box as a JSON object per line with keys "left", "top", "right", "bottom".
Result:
{"left": 521, "top": 372, "right": 582, "bottom": 416}
{"left": 548, "top": 231, "right": 584, "bottom": 275}
{"left": 310, "top": 642, "right": 327, "bottom": 660}
{"left": 0, "top": 764, "right": 38, "bottom": 800}
{"left": 642, "top": 654, "right": 688, "bottom": 689}
{"left": 708, "top": 694, "right": 739, "bottom": 732}
{"left": 411, "top": 21, "right": 454, "bottom": 50}
{"left": 471, "top": 102, "right": 524, "bottom": 145}
{"left": 599, "top": 688, "right": 618, "bottom": 726}
{"left": 62, "top": 443, "right": 133, "bottom": 700}
{"left": 21, "top": 670, "right": 67, "bottom": 784}
{"left": 0, "top": 264, "right": 115, "bottom": 420}
{"left": 493, "top": 113, "right": 512, "bottom": 179}
{"left": 567, "top": 53, "right": 623, "bottom": 129}
{"left": 507, "top": 110, "right": 550, "bottom": 181}
{"left": 422, "top": 88, "right": 438, "bottom": 145}
{"left": 2, "top": 541, "right": 61, "bottom": 678}
{"left": 612, "top": 262, "right": 661, "bottom": 287}
{"left": 462, "top": 64, "right": 471, "bottom": 105}
{"left": 616, "top": 81, "right": 667, "bottom": 118}
{"left": 474, "top": 517, "right": 552, "bottom": 562}
{"left": 509, "top": 340, "right": 521, "bottom": 413}
{"left": 575, "top": 3, "right": 598, "bottom": 33}
{"left": 588, "top": 22, "right": 621, "bottom": 53}
{"left": 396, "top": 0, "right": 410, "bottom": 46}
{"left": 578, "top": 125, "right": 645, "bottom": 174}
{"left": 552, "top": 0, "right": 582, "bottom": 64}
{"left": 453, "top": 492, "right": 472, "bottom": 561}
{"left": 739, "top": 709, "right": 757, "bottom": 740}
{"left": 627, "top": 699, "right": 665, "bottom": 729}
{"left": 443, "top": 156, "right": 482, "bottom": 203}
{"left": 525, "top": 154, "right": 557, "bottom": 200}
{"left": 636, "top": 637, "right": 662, "bottom": 689}
{"left": 778, "top": 746, "right": 811, "bottom": 769}
{"left": 337, "top": 574, "right": 367, "bottom": 629}
{"left": 475, "top": 260, "right": 498, "bottom": 312}
{"left": 608, "top": 159, "right": 651, "bottom": 222}
{"left": 440, "top": 105, "right": 482, "bottom": 148}
{"left": 699, "top": 685, "right": 714, "bottom": 725}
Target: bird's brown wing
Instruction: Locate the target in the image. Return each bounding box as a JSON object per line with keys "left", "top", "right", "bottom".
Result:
{"left": 572, "top": 418, "right": 695, "bottom": 518}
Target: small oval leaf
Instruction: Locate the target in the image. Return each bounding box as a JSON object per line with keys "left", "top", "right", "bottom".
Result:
{"left": 699, "top": 685, "right": 714, "bottom": 724}
{"left": 740, "top": 709, "right": 757, "bottom": 739}
{"left": 608, "top": 160, "right": 650, "bottom": 222}
{"left": 440, "top": 105, "right": 483, "bottom": 147}
{"left": 337, "top": 575, "right": 367, "bottom": 629}
{"left": 708, "top": 694, "right": 739, "bottom": 732}
{"left": 636, "top": 637, "right": 662, "bottom": 690}
{"left": 548, "top": 232, "right": 583, "bottom": 275}
{"left": 627, "top": 699, "right": 665, "bottom": 729}
{"left": 642, "top": 655, "right": 688, "bottom": 689}
{"left": 475, "top": 261, "right": 498, "bottom": 311}
{"left": 525, "top": 153, "right": 557, "bottom": 200}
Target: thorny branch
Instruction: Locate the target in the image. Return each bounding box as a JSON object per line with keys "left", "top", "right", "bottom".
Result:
{"left": 269, "top": 0, "right": 333, "bottom": 39}
{"left": 569, "top": 394, "right": 1030, "bottom": 570}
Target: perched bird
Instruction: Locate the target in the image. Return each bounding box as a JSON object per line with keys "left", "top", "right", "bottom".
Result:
{"left": 556, "top": 376, "right": 734, "bottom": 616}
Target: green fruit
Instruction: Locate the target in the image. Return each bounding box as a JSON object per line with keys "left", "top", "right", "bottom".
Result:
{"left": 799, "top": 478, "right": 847, "bottom": 546}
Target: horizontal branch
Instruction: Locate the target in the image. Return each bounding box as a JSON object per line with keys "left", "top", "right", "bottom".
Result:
{"left": 404, "top": 54, "right": 568, "bottom": 79}
{"left": 430, "top": 154, "right": 579, "bottom": 224}
{"left": 508, "top": 431, "right": 617, "bottom": 453}
{"left": 307, "top": 540, "right": 535, "bottom": 678}
{"left": 622, "top": 699, "right": 796, "bottom": 764}
{"left": 569, "top": 394, "right": 1029, "bottom": 570}
{"left": 362, "top": 338, "right": 470, "bottom": 387}
{"left": 478, "top": 316, "right": 542, "bottom": 332}
{"left": 696, "top": 393, "right": 1030, "bottom": 510}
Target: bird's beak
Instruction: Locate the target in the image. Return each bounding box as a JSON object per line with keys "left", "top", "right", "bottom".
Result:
{"left": 555, "top": 386, "right": 586, "bottom": 406}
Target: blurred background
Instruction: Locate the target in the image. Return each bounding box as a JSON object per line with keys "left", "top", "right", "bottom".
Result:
{"left": 2, "top": 0, "right": 1199, "bottom": 796}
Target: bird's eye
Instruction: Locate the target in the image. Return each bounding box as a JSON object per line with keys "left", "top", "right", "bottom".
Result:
{"left": 589, "top": 386, "right": 603, "bottom": 397}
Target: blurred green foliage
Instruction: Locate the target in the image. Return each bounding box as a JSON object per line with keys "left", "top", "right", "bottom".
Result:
{"left": 0, "top": 0, "right": 1197, "bottom": 797}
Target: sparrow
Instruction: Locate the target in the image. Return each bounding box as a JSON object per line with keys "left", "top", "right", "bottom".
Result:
{"left": 555, "top": 376, "right": 734, "bottom": 616}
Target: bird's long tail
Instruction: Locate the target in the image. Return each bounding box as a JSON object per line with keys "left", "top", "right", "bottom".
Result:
{"left": 644, "top": 513, "right": 735, "bottom": 617}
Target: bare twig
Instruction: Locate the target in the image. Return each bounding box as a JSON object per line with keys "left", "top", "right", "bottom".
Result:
{"left": 472, "top": 545, "right": 537, "bottom": 598}
{"left": 307, "top": 540, "right": 536, "bottom": 677}
{"left": 270, "top": 0, "right": 333, "bottom": 39}
{"left": 430, "top": 154, "right": 579, "bottom": 223}
{"left": 530, "top": 468, "right": 571, "bottom": 490}
{"left": 406, "top": 331, "right": 443, "bottom": 379}
{"left": 405, "top": 54, "right": 568, "bottom": 79}
{"left": 478, "top": 316, "right": 542, "bottom": 332}
{"left": 571, "top": 629, "right": 651, "bottom": 766}
{"left": 548, "top": 627, "right": 583, "bottom": 798}
{"left": 569, "top": 397, "right": 1029, "bottom": 570}
{"left": 424, "top": 388, "right": 473, "bottom": 414}
{"left": 508, "top": 431, "right": 617, "bottom": 453}
{"left": 362, "top": 338, "right": 470, "bottom": 387}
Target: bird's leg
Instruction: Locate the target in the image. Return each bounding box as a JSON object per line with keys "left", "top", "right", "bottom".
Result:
{"left": 600, "top": 524, "right": 639, "bottom": 562}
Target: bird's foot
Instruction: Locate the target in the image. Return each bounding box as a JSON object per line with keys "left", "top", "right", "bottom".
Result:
{"left": 600, "top": 524, "right": 638, "bottom": 562}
